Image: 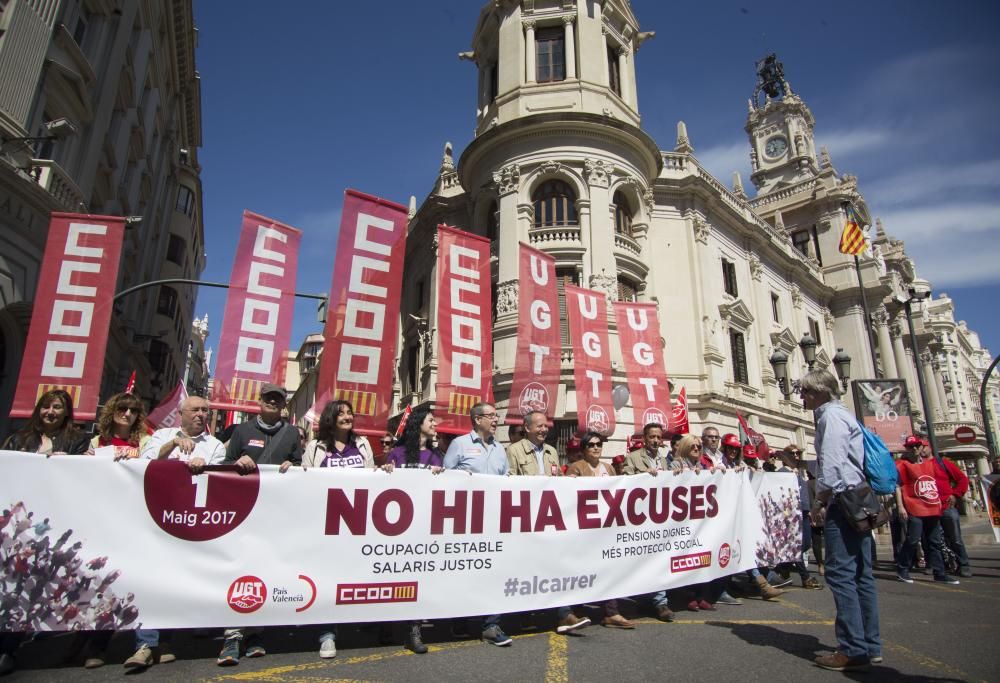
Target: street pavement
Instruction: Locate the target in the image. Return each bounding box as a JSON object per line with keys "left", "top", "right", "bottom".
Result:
{"left": 6, "top": 518, "right": 1000, "bottom": 682}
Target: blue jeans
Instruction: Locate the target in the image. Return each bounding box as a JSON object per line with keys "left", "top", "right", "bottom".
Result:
{"left": 824, "top": 502, "right": 881, "bottom": 659}
{"left": 940, "top": 506, "right": 970, "bottom": 570}
{"left": 897, "top": 515, "right": 946, "bottom": 578}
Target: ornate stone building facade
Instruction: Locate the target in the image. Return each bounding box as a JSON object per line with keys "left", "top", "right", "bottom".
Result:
{"left": 302, "top": 1, "right": 997, "bottom": 474}
{"left": 0, "top": 0, "right": 205, "bottom": 433}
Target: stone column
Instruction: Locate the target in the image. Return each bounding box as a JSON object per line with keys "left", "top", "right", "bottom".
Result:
{"left": 933, "top": 355, "right": 951, "bottom": 421}
{"left": 892, "top": 320, "right": 919, "bottom": 407}
{"left": 903, "top": 343, "right": 925, "bottom": 419}
{"left": 563, "top": 16, "right": 576, "bottom": 79}
{"left": 576, "top": 199, "right": 592, "bottom": 284}
{"left": 873, "top": 306, "right": 897, "bottom": 378}
{"left": 524, "top": 20, "right": 536, "bottom": 84}
{"left": 617, "top": 46, "right": 630, "bottom": 106}
{"left": 919, "top": 350, "right": 943, "bottom": 420}
{"left": 583, "top": 158, "right": 617, "bottom": 299}
{"left": 492, "top": 164, "right": 521, "bottom": 287}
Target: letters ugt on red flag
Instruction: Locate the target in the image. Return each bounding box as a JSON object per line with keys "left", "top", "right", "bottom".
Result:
{"left": 565, "top": 285, "right": 615, "bottom": 436}
{"left": 11, "top": 212, "right": 125, "bottom": 420}
{"left": 315, "top": 190, "right": 408, "bottom": 434}
{"left": 212, "top": 211, "right": 301, "bottom": 412}
{"left": 506, "top": 244, "right": 560, "bottom": 425}
{"left": 613, "top": 301, "right": 672, "bottom": 431}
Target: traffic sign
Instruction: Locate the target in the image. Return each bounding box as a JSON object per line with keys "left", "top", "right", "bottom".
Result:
{"left": 954, "top": 425, "right": 976, "bottom": 444}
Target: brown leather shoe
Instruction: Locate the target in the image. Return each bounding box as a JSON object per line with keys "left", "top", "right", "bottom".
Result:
{"left": 755, "top": 574, "right": 784, "bottom": 600}
{"left": 802, "top": 576, "right": 823, "bottom": 590}
{"left": 655, "top": 604, "right": 675, "bottom": 622}
{"left": 815, "top": 652, "right": 870, "bottom": 671}
{"left": 601, "top": 614, "right": 635, "bottom": 629}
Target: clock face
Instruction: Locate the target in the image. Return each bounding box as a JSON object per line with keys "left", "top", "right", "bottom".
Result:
{"left": 764, "top": 136, "right": 788, "bottom": 158}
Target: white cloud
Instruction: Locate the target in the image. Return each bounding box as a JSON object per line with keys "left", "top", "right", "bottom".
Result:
{"left": 815, "top": 129, "right": 893, "bottom": 159}
{"left": 865, "top": 159, "right": 1000, "bottom": 208}
{"left": 693, "top": 141, "right": 751, "bottom": 188}
{"left": 878, "top": 202, "right": 1000, "bottom": 241}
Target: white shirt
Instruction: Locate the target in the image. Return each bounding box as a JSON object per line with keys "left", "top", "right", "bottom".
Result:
{"left": 141, "top": 427, "right": 226, "bottom": 464}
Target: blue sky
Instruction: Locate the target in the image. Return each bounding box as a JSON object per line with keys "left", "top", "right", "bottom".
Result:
{"left": 192, "top": 0, "right": 1000, "bottom": 369}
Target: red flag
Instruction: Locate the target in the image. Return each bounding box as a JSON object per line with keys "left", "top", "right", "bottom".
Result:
{"left": 124, "top": 371, "right": 136, "bottom": 395}
{"left": 506, "top": 244, "right": 560, "bottom": 425}
{"left": 435, "top": 225, "right": 494, "bottom": 434}
{"left": 613, "top": 301, "right": 672, "bottom": 431}
{"left": 212, "top": 211, "right": 301, "bottom": 412}
{"left": 394, "top": 405, "right": 413, "bottom": 438}
{"left": 736, "top": 410, "right": 769, "bottom": 458}
{"left": 669, "top": 387, "right": 689, "bottom": 435}
{"left": 314, "top": 190, "right": 408, "bottom": 435}
{"left": 565, "top": 284, "right": 615, "bottom": 436}
{"left": 11, "top": 212, "right": 126, "bottom": 420}
{"left": 147, "top": 382, "right": 188, "bottom": 430}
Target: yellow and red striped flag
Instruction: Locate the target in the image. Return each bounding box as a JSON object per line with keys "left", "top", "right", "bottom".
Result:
{"left": 839, "top": 205, "right": 868, "bottom": 255}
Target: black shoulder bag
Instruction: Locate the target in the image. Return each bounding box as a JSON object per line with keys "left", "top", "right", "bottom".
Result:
{"left": 836, "top": 452, "right": 890, "bottom": 533}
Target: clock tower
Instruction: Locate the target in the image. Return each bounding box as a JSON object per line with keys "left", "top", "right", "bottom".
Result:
{"left": 745, "top": 54, "right": 819, "bottom": 195}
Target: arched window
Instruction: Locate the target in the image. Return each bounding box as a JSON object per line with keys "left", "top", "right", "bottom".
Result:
{"left": 532, "top": 180, "right": 577, "bottom": 228}
{"left": 613, "top": 190, "right": 633, "bottom": 237}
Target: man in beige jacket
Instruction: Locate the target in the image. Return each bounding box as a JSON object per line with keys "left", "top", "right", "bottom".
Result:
{"left": 506, "top": 411, "right": 561, "bottom": 476}
{"left": 506, "top": 411, "right": 589, "bottom": 633}
{"left": 623, "top": 423, "right": 668, "bottom": 475}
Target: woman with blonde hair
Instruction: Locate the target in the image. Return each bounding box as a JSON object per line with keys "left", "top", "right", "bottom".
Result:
{"left": 88, "top": 393, "right": 150, "bottom": 460}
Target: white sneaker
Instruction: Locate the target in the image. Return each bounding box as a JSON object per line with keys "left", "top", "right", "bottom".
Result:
{"left": 319, "top": 636, "right": 337, "bottom": 659}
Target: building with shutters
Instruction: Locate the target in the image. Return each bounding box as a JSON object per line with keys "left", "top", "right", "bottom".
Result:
{"left": 0, "top": 0, "right": 204, "bottom": 434}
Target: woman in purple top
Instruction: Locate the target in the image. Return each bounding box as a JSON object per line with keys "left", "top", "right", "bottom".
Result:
{"left": 380, "top": 406, "right": 443, "bottom": 653}
{"left": 303, "top": 400, "right": 374, "bottom": 469}
{"left": 383, "top": 406, "right": 444, "bottom": 473}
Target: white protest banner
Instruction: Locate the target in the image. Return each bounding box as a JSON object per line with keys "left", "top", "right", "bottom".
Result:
{"left": 750, "top": 471, "right": 803, "bottom": 566}
{"left": 0, "top": 452, "right": 770, "bottom": 631}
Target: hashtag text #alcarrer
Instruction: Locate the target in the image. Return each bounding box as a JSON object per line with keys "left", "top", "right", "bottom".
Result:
{"left": 503, "top": 573, "right": 597, "bottom": 597}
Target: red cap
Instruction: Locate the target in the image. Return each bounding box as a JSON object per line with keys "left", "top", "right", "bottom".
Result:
{"left": 904, "top": 436, "right": 921, "bottom": 449}
{"left": 566, "top": 436, "right": 582, "bottom": 452}
{"left": 722, "top": 433, "right": 740, "bottom": 448}
{"left": 612, "top": 454, "right": 625, "bottom": 464}
{"left": 742, "top": 444, "right": 758, "bottom": 459}
{"left": 920, "top": 438, "right": 931, "bottom": 447}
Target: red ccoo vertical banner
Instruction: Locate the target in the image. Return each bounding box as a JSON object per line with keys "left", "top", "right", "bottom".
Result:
{"left": 506, "top": 243, "right": 560, "bottom": 425}
{"left": 212, "top": 211, "right": 301, "bottom": 412}
{"left": 314, "top": 190, "right": 408, "bottom": 435}
{"left": 11, "top": 212, "right": 126, "bottom": 420}
{"left": 435, "top": 225, "right": 493, "bottom": 433}
{"left": 613, "top": 301, "right": 673, "bottom": 431}
{"left": 565, "top": 285, "right": 615, "bottom": 436}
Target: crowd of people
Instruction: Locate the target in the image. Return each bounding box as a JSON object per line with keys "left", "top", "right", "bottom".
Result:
{"left": 0, "top": 369, "right": 979, "bottom": 675}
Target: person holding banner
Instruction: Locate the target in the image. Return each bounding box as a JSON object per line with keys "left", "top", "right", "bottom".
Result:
{"left": 2, "top": 389, "right": 89, "bottom": 456}
{"left": 141, "top": 396, "right": 225, "bottom": 472}
{"left": 800, "top": 370, "right": 881, "bottom": 672}
{"left": 381, "top": 405, "right": 445, "bottom": 654}
{"left": 298, "top": 399, "right": 375, "bottom": 660}
{"left": 86, "top": 393, "right": 150, "bottom": 460}
{"left": 506, "top": 411, "right": 591, "bottom": 635}
{"left": 443, "top": 403, "right": 514, "bottom": 646}
{"left": 623, "top": 423, "right": 668, "bottom": 475}
{"left": 566, "top": 432, "right": 637, "bottom": 629}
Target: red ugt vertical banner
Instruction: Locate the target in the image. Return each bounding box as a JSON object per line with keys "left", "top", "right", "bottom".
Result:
{"left": 212, "top": 211, "right": 301, "bottom": 412}
{"left": 11, "top": 212, "right": 125, "bottom": 420}
{"left": 506, "top": 244, "right": 560, "bottom": 425}
{"left": 565, "top": 285, "right": 615, "bottom": 436}
{"left": 613, "top": 301, "right": 672, "bottom": 430}
{"left": 314, "top": 190, "right": 408, "bottom": 434}
{"left": 436, "top": 225, "right": 493, "bottom": 433}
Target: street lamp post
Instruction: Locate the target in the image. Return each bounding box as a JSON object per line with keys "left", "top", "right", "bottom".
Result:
{"left": 901, "top": 287, "right": 937, "bottom": 456}
{"left": 833, "top": 348, "right": 852, "bottom": 391}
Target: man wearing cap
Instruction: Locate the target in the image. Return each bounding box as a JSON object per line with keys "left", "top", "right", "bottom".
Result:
{"left": 218, "top": 383, "right": 302, "bottom": 665}
{"left": 624, "top": 423, "right": 668, "bottom": 475}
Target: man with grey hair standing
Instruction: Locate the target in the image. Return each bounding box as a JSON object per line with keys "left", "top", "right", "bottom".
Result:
{"left": 506, "top": 411, "right": 590, "bottom": 634}
{"left": 800, "top": 370, "right": 881, "bottom": 672}
{"left": 444, "top": 402, "right": 512, "bottom": 646}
